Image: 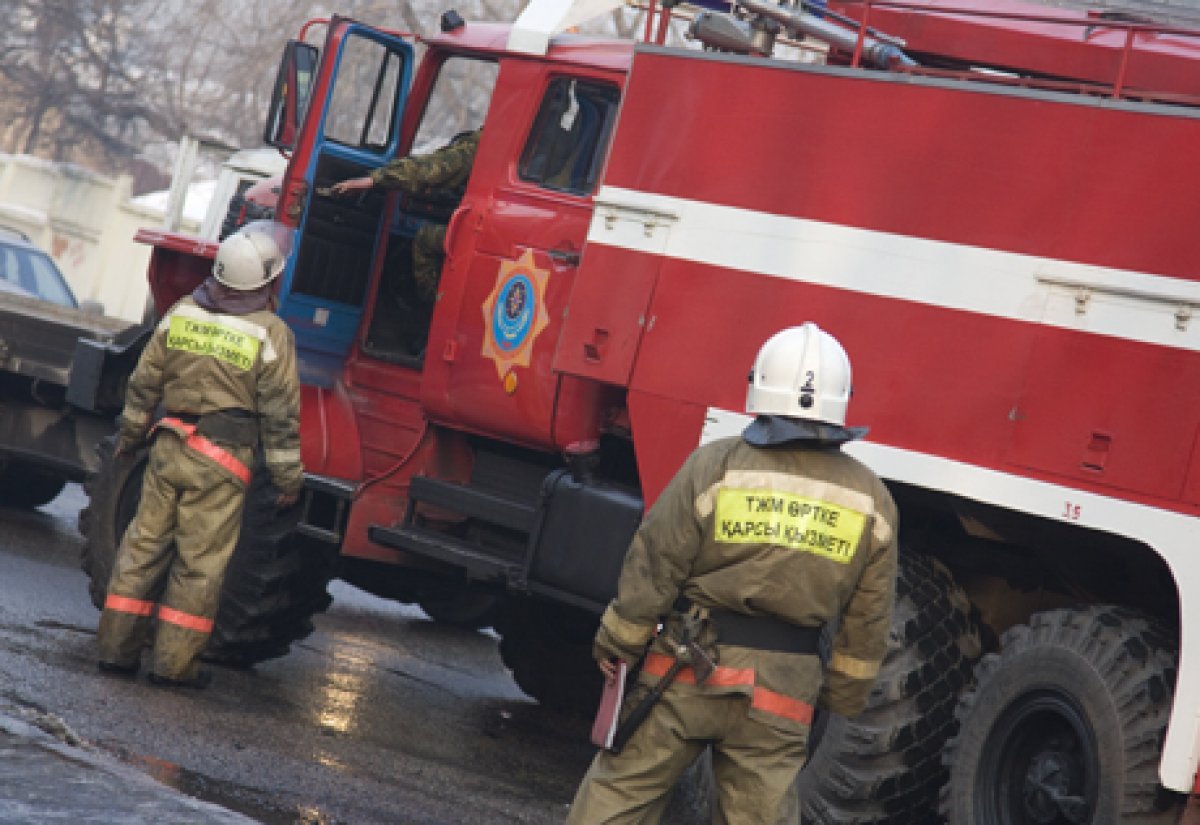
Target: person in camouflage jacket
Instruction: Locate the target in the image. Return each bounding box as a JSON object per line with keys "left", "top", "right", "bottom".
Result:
{"left": 96, "top": 221, "right": 302, "bottom": 690}
{"left": 567, "top": 324, "right": 898, "bottom": 824}
{"left": 331, "top": 129, "right": 480, "bottom": 302}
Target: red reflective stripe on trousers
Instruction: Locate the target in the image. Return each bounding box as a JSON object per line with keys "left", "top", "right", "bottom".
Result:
{"left": 157, "top": 605, "right": 215, "bottom": 634}
{"left": 157, "top": 417, "right": 252, "bottom": 485}
{"left": 104, "top": 594, "right": 155, "bottom": 617}
{"left": 750, "top": 686, "right": 814, "bottom": 725}
{"left": 645, "top": 652, "right": 756, "bottom": 687}
{"left": 643, "top": 652, "right": 814, "bottom": 725}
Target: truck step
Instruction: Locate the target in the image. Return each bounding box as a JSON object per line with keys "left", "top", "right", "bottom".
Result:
{"left": 408, "top": 475, "right": 536, "bottom": 533}
{"left": 368, "top": 523, "right": 525, "bottom": 585}
{"left": 297, "top": 474, "right": 356, "bottom": 546}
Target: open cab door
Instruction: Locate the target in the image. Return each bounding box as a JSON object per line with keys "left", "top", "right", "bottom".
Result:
{"left": 267, "top": 16, "right": 414, "bottom": 385}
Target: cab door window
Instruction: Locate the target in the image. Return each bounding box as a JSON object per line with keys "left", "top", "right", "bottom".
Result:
{"left": 324, "top": 37, "right": 404, "bottom": 151}
{"left": 519, "top": 78, "right": 620, "bottom": 196}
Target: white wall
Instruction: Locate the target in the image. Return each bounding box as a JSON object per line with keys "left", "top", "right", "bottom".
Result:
{"left": 0, "top": 153, "right": 199, "bottom": 323}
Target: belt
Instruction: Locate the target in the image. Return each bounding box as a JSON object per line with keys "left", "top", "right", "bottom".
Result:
{"left": 675, "top": 597, "right": 822, "bottom": 656}
{"left": 164, "top": 410, "right": 258, "bottom": 447}
{"left": 154, "top": 416, "right": 252, "bottom": 485}
{"left": 710, "top": 608, "right": 822, "bottom": 655}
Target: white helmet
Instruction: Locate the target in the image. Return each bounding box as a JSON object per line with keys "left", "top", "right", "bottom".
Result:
{"left": 212, "top": 220, "right": 292, "bottom": 291}
{"left": 746, "top": 323, "right": 853, "bottom": 426}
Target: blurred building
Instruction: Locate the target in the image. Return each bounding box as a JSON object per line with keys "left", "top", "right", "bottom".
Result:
{"left": 0, "top": 147, "right": 283, "bottom": 323}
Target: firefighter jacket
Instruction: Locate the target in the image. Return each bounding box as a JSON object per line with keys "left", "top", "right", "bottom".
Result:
{"left": 369, "top": 129, "right": 480, "bottom": 197}
{"left": 595, "top": 435, "right": 898, "bottom": 730}
{"left": 118, "top": 295, "right": 303, "bottom": 494}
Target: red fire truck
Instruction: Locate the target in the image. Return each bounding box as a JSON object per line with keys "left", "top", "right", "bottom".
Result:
{"left": 80, "top": 0, "right": 1200, "bottom": 820}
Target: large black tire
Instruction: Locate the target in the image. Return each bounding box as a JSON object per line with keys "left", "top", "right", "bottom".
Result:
{"left": 941, "top": 606, "right": 1183, "bottom": 825}
{"left": 0, "top": 461, "right": 67, "bottom": 509}
{"left": 418, "top": 590, "right": 501, "bottom": 630}
{"left": 494, "top": 598, "right": 604, "bottom": 714}
{"left": 656, "top": 552, "right": 983, "bottom": 823}
{"left": 795, "top": 552, "right": 982, "bottom": 824}
{"left": 79, "top": 436, "right": 338, "bottom": 665}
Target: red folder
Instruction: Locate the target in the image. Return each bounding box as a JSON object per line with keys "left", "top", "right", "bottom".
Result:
{"left": 590, "top": 659, "right": 629, "bottom": 750}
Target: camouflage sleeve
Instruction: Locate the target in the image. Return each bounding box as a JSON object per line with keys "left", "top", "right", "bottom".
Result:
{"left": 594, "top": 449, "right": 710, "bottom": 663}
{"left": 118, "top": 323, "right": 168, "bottom": 442}
{"left": 819, "top": 487, "right": 899, "bottom": 717}
{"left": 368, "top": 132, "right": 478, "bottom": 192}
{"left": 256, "top": 321, "right": 303, "bottom": 494}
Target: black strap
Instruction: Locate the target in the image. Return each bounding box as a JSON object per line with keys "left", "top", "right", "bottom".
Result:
{"left": 196, "top": 410, "right": 259, "bottom": 447}
{"left": 674, "top": 595, "right": 822, "bottom": 655}
{"left": 709, "top": 608, "right": 822, "bottom": 655}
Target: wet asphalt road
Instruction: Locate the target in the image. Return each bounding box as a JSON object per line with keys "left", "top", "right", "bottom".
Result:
{"left": 0, "top": 484, "right": 600, "bottom": 824}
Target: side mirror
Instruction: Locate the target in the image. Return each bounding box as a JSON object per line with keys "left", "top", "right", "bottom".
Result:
{"left": 263, "top": 40, "right": 320, "bottom": 150}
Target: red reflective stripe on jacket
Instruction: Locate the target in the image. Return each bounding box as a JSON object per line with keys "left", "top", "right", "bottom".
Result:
{"left": 157, "top": 605, "right": 215, "bottom": 634}
{"left": 643, "top": 652, "right": 814, "bottom": 726}
{"left": 156, "top": 417, "right": 252, "bottom": 485}
{"left": 104, "top": 594, "right": 155, "bottom": 617}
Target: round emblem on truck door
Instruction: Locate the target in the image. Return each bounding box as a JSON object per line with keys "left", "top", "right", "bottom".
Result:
{"left": 480, "top": 248, "right": 551, "bottom": 383}
{"left": 494, "top": 275, "right": 533, "bottom": 352}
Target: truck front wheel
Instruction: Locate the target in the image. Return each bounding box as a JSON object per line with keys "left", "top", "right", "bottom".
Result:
{"left": 79, "top": 436, "right": 337, "bottom": 665}
{"left": 0, "top": 461, "right": 67, "bottom": 509}
{"left": 494, "top": 598, "right": 603, "bottom": 713}
{"left": 941, "top": 606, "right": 1182, "bottom": 825}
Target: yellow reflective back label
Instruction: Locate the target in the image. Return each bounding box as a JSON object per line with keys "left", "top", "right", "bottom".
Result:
{"left": 714, "top": 488, "right": 866, "bottom": 563}
{"left": 167, "top": 316, "right": 260, "bottom": 372}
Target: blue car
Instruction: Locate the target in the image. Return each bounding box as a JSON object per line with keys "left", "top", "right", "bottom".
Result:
{"left": 0, "top": 228, "right": 80, "bottom": 309}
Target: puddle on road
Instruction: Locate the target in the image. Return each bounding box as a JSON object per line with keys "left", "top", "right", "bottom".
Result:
{"left": 102, "top": 745, "right": 346, "bottom": 825}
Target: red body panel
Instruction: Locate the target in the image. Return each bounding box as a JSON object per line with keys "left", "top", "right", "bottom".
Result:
{"left": 603, "top": 51, "right": 1200, "bottom": 277}
{"left": 825, "top": 0, "right": 1200, "bottom": 98}
{"left": 579, "top": 46, "right": 1200, "bottom": 513}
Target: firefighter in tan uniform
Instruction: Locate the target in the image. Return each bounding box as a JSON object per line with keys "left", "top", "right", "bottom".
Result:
{"left": 331, "top": 129, "right": 480, "bottom": 302}
{"left": 567, "top": 324, "right": 898, "bottom": 824}
{"left": 96, "top": 220, "right": 303, "bottom": 689}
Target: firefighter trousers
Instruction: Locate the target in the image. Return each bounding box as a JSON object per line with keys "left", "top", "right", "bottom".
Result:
{"left": 566, "top": 684, "right": 809, "bottom": 825}
{"left": 96, "top": 432, "right": 251, "bottom": 681}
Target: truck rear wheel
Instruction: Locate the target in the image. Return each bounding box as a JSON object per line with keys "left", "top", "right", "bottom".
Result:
{"left": 792, "top": 551, "right": 982, "bottom": 824}
{"left": 79, "top": 436, "right": 337, "bottom": 665}
{"left": 941, "top": 606, "right": 1182, "bottom": 825}
{"left": 659, "top": 552, "right": 982, "bottom": 823}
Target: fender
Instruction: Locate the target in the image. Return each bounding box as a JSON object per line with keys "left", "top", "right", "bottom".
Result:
{"left": 299, "top": 381, "right": 363, "bottom": 481}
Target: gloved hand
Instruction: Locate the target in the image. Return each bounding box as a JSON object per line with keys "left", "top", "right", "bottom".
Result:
{"left": 593, "top": 624, "right": 644, "bottom": 672}
{"left": 114, "top": 428, "right": 148, "bottom": 458}
{"left": 817, "top": 675, "right": 873, "bottom": 719}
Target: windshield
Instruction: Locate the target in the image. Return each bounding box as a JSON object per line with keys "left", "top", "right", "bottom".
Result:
{"left": 0, "top": 242, "right": 77, "bottom": 308}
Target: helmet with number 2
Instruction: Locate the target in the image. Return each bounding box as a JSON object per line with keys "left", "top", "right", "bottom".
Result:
{"left": 746, "top": 323, "right": 853, "bottom": 427}
{"left": 212, "top": 220, "right": 293, "bottom": 291}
